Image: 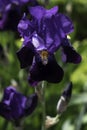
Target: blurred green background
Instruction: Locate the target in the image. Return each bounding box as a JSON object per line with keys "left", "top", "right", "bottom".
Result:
{"left": 0, "top": 0, "right": 87, "bottom": 130}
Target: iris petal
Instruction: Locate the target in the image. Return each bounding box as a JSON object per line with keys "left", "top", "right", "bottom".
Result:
{"left": 25, "top": 93, "right": 38, "bottom": 115}
{"left": 16, "top": 41, "right": 35, "bottom": 68}
{"left": 0, "top": 86, "right": 38, "bottom": 120}
{"left": 28, "top": 54, "right": 64, "bottom": 86}
{"left": 62, "top": 38, "right": 82, "bottom": 64}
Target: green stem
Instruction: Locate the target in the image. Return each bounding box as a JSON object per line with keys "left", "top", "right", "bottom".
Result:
{"left": 41, "top": 81, "right": 46, "bottom": 130}
{"left": 14, "top": 126, "right": 23, "bottom": 130}
{"left": 13, "top": 120, "right": 23, "bottom": 130}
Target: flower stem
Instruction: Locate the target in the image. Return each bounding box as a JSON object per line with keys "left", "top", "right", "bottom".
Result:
{"left": 41, "top": 81, "right": 46, "bottom": 130}
{"left": 13, "top": 120, "right": 23, "bottom": 130}
{"left": 14, "top": 126, "right": 23, "bottom": 130}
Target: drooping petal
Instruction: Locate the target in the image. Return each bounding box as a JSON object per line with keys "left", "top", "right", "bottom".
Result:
{"left": 16, "top": 40, "right": 35, "bottom": 68}
{"left": 61, "top": 38, "right": 82, "bottom": 64}
{"left": 25, "top": 93, "right": 38, "bottom": 115}
{"left": 28, "top": 54, "right": 64, "bottom": 86}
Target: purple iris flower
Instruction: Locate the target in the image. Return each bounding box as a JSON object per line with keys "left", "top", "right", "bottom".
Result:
{"left": 17, "top": 6, "right": 81, "bottom": 86}
{"left": 0, "top": 0, "right": 37, "bottom": 30}
{"left": 0, "top": 0, "right": 21, "bottom": 30}
{"left": 0, "top": 6, "right": 22, "bottom": 31}
{"left": 0, "top": 86, "right": 38, "bottom": 121}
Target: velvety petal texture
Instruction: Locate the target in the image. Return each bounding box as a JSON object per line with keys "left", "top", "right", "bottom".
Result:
{"left": 0, "top": 86, "right": 38, "bottom": 121}
{"left": 17, "top": 40, "right": 35, "bottom": 68}
{"left": 61, "top": 38, "right": 82, "bottom": 64}
{"left": 16, "top": 5, "right": 81, "bottom": 86}
{"left": 28, "top": 54, "right": 64, "bottom": 85}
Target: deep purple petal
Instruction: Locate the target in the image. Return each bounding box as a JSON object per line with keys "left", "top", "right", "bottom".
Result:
{"left": 18, "top": 14, "right": 35, "bottom": 38}
{"left": 2, "top": 86, "right": 16, "bottom": 105}
{"left": 43, "top": 16, "right": 62, "bottom": 53}
{"left": 0, "top": 12, "right": 8, "bottom": 29}
{"left": 44, "top": 13, "right": 74, "bottom": 52}
{"left": 45, "top": 6, "right": 58, "bottom": 18}
{"left": 29, "top": 6, "right": 46, "bottom": 20}
{"left": 0, "top": 86, "right": 38, "bottom": 120}
{"left": 0, "top": 0, "right": 11, "bottom": 12}
{"left": 29, "top": 6, "right": 58, "bottom": 20}
{"left": 62, "top": 38, "right": 82, "bottom": 64}
{"left": 18, "top": 6, "right": 74, "bottom": 54}
{"left": 25, "top": 93, "right": 38, "bottom": 115}
{"left": 0, "top": 7, "right": 22, "bottom": 31}
{"left": 5, "top": 7, "right": 21, "bottom": 31}
{"left": 28, "top": 54, "right": 64, "bottom": 85}
{"left": 57, "top": 13, "right": 74, "bottom": 34}
{"left": 0, "top": 86, "right": 27, "bottom": 120}
{"left": 12, "top": 0, "right": 29, "bottom": 5}
{"left": 16, "top": 41, "right": 35, "bottom": 68}
{"left": 28, "top": 77, "right": 39, "bottom": 86}
{"left": 10, "top": 92, "right": 26, "bottom": 119}
{"left": 0, "top": 103, "right": 12, "bottom": 120}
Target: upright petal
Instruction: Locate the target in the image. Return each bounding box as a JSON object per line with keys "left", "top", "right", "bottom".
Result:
{"left": 57, "top": 13, "right": 74, "bottom": 35}
{"left": 29, "top": 6, "right": 46, "bottom": 20}
{"left": 18, "top": 14, "right": 35, "bottom": 38}
{"left": 29, "top": 6, "right": 58, "bottom": 20}
{"left": 2, "top": 86, "right": 16, "bottom": 105}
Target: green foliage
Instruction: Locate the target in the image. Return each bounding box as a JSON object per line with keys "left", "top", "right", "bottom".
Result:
{"left": 0, "top": 0, "right": 87, "bottom": 130}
